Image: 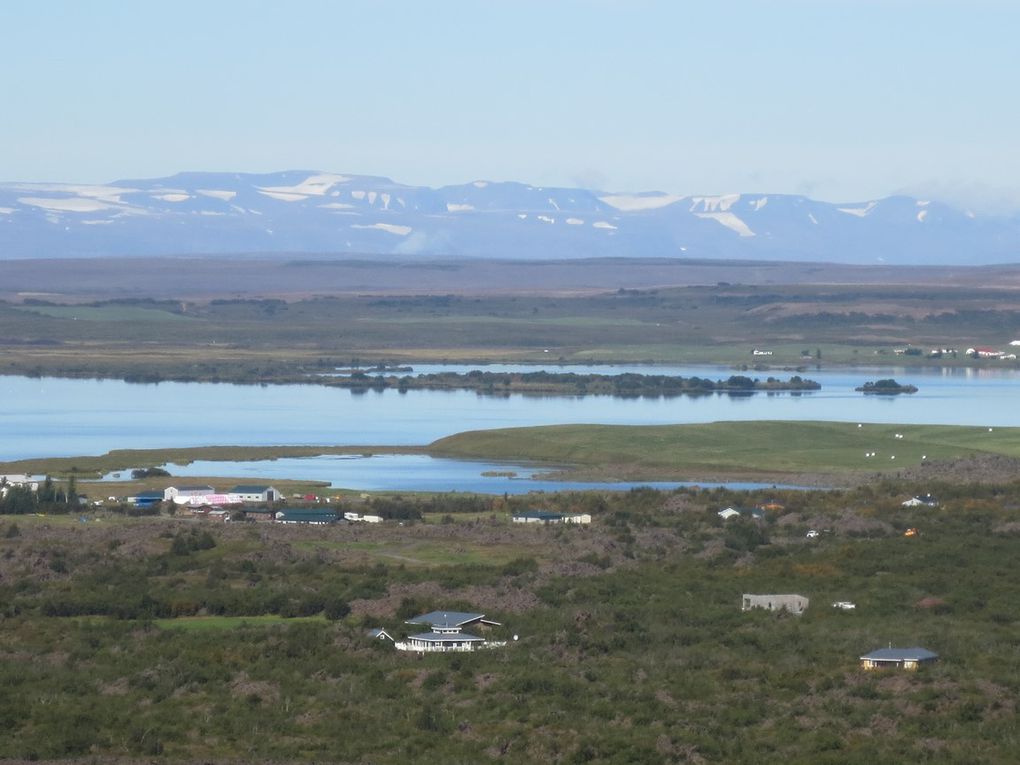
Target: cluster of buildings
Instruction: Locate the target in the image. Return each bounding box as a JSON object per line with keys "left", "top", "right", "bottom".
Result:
{"left": 0, "top": 474, "right": 39, "bottom": 497}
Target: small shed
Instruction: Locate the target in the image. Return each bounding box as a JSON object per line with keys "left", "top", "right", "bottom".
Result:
{"left": 860, "top": 647, "right": 938, "bottom": 670}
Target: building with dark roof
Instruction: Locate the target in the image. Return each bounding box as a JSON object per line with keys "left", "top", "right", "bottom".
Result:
{"left": 274, "top": 508, "right": 338, "bottom": 525}
{"left": 394, "top": 611, "right": 506, "bottom": 653}
{"left": 860, "top": 647, "right": 939, "bottom": 670}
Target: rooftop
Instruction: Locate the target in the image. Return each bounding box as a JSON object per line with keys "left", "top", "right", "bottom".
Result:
{"left": 860, "top": 647, "right": 939, "bottom": 662}
{"left": 406, "top": 611, "right": 498, "bottom": 628}
{"left": 230, "top": 484, "right": 274, "bottom": 493}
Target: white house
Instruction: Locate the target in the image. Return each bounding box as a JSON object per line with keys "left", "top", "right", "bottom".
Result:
{"left": 394, "top": 611, "right": 506, "bottom": 653}
{"left": 164, "top": 485, "right": 217, "bottom": 503}
{"left": 717, "top": 507, "right": 741, "bottom": 520}
{"left": 512, "top": 511, "right": 592, "bottom": 524}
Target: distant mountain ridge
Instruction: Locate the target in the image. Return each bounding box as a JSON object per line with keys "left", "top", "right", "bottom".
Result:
{"left": 1, "top": 170, "right": 1018, "bottom": 264}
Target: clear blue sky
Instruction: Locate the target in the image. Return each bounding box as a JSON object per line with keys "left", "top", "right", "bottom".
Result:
{"left": 3, "top": 0, "right": 1018, "bottom": 207}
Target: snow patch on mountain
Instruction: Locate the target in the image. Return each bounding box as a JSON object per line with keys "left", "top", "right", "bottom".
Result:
{"left": 197, "top": 189, "right": 236, "bottom": 201}
{"left": 689, "top": 194, "right": 741, "bottom": 213}
{"left": 838, "top": 201, "right": 877, "bottom": 217}
{"left": 600, "top": 193, "right": 682, "bottom": 211}
{"left": 566, "top": 218, "right": 584, "bottom": 225}
{"left": 351, "top": 223, "right": 412, "bottom": 236}
{"left": 257, "top": 173, "right": 350, "bottom": 201}
{"left": 447, "top": 204, "right": 474, "bottom": 212}
{"left": 593, "top": 221, "right": 617, "bottom": 230}
{"left": 19, "top": 197, "right": 118, "bottom": 213}
{"left": 695, "top": 211, "right": 755, "bottom": 237}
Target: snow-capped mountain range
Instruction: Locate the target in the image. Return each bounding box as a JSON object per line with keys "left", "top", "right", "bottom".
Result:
{"left": 1, "top": 170, "right": 1018, "bottom": 264}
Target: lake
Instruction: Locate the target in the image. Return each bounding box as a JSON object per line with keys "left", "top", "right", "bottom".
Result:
{"left": 2, "top": 364, "right": 1018, "bottom": 463}
{"left": 95, "top": 454, "right": 807, "bottom": 495}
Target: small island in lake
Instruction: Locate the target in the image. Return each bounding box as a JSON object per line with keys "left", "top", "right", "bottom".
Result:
{"left": 855, "top": 379, "right": 919, "bottom": 395}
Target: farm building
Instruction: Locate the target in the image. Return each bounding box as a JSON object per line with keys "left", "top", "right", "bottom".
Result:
{"left": 512, "top": 510, "right": 591, "bottom": 524}
{"left": 229, "top": 485, "right": 282, "bottom": 503}
{"left": 742, "top": 593, "right": 809, "bottom": 615}
{"left": 274, "top": 508, "right": 338, "bottom": 525}
{"left": 860, "top": 647, "right": 938, "bottom": 670}
{"left": 131, "top": 490, "right": 164, "bottom": 508}
{"left": 163, "top": 485, "right": 215, "bottom": 502}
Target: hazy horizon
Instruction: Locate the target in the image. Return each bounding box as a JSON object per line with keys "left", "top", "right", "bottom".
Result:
{"left": 3, "top": 1, "right": 1019, "bottom": 212}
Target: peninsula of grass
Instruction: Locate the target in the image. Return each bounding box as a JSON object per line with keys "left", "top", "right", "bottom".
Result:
{"left": 0, "top": 444, "right": 426, "bottom": 478}
{"left": 428, "top": 421, "right": 1020, "bottom": 481}
{"left": 6, "top": 421, "right": 1020, "bottom": 489}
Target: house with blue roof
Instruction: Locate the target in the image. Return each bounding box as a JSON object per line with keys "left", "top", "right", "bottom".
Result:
{"left": 860, "top": 646, "right": 938, "bottom": 670}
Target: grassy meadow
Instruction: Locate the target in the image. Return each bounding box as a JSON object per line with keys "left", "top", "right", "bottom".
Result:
{"left": 1, "top": 283, "right": 1019, "bottom": 382}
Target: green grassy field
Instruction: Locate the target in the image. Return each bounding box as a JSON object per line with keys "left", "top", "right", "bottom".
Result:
{"left": 154, "top": 614, "right": 326, "bottom": 631}
{"left": 2, "top": 284, "right": 1018, "bottom": 382}
{"left": 6, "top": 421, "right": 1020, "bottom": 489}
{"left": 430, "top": 421, "right": 1020, "bottom": 480}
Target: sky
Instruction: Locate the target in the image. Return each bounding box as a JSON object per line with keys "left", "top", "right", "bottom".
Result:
{"left": 2, "top": 0, "right": 1019, "bottom": 208}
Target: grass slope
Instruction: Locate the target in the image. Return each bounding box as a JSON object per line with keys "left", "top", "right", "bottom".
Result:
{"left": 430, "top": 421, "right": 1020, "bottom": 479}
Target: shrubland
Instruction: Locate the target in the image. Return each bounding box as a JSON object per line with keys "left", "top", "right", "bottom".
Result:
{"left": 2, "top": 480, "right": 1020, "bottom": 762}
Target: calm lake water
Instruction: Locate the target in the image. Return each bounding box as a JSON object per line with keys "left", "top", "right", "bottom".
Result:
{"left": 2, "top": 365, "right": 1018, "bottom": 464}
{"left": 95, "top": 454, "right": 806, "bottom": 495}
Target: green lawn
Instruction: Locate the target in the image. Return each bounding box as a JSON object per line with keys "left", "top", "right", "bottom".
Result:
{"left": 154, "top": 615, "right": 326, "bottom": 631}
{"left": 11, "top": 304, "right": 196, "bottom": 322}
